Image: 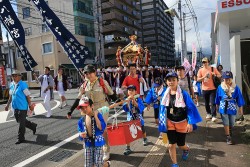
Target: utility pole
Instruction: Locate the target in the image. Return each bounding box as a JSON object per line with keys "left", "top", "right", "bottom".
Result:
{"left": 96, "top": 0, "right": 102, "bottom": 67}
{"left": 177, "top": 44, "right": 179, "bottom": 66}
{"left": 6, "top": 32, "right": 12, "bottom": 74}
{"left": 178, "top": 0, "right": 184, "bottom": 64}
{"left": 183, "top": 12, "right": 187, "bottom": 60}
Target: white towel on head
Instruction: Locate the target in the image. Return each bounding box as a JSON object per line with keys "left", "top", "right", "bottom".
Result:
{"left": 161, "top": 85, "right": 186, "bottom": 108}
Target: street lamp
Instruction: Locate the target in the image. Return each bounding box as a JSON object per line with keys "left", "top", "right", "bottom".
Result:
{"left": 164, "top": 9, "right": 179, "bottom": 20}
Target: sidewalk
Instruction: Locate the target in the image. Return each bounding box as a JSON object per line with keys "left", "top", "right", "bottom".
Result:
{"left": 57, "top": 103, "right": 250, "bottom": 167}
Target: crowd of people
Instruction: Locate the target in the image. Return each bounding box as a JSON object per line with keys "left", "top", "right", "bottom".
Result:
{"left": 5, "top": 57, "right": 245, "bottom": 167}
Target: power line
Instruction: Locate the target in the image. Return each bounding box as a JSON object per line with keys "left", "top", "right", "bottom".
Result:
{"left": 184, "top": 0, "right": 202, "bottom": 53}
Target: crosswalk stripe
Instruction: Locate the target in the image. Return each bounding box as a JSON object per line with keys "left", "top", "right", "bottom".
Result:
{"left": 0, "top": 111, "right": 10, "bottom": 124}
{"left": 0, "top": 100, "right": 60, "bottom": 124}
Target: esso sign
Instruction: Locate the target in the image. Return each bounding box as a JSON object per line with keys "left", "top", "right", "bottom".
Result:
{"left": 221, "top": 0, "right": 250, "bottom": 8}
{"left": 218, "top": 0, "right": 250, "bottom": 13}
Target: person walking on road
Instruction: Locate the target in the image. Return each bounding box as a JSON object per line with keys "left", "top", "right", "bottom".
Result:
{"left": 54, "top": 67, "right": 68, "bottom": 109}
{"left": 33, "top": 67, "right": 54, "bottom": 117}
{"left": 159, "top": 72, "right": 202, "bottom": 167}
{"left": 175, "top": 66, "right": 194, "bottom": 98}
{"left": 77, "top": 97, "right": 110, "bottom": 167}
{"left": 215, "top": 71, "right": 245, "bottom": 145}
{"left": 78, "top": 65, "right": 115, "bottom": 161}
{"left": 122, "top": 85, "right": 148, "bottom": 155}
{"left": 5, "top": 70, "right": 37, "bottom": 144}
{"left": 197, "top": 57, "right": 221, "bottom": 122}
{"left": 145, "top": 77, "right": 166, "bottom": 138}
{"left": 122, "top": 63, "right": 144, "bottom": 95}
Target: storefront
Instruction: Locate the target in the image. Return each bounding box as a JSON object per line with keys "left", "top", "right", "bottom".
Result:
{"left": 214, "top": 0, "right": 250, "bottom": 91}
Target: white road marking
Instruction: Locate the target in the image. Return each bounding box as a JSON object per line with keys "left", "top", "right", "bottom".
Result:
{"left": 0, "top": 111, "right": 10, "bottom": 124}
{"left": 13, "top": 133, "right": 79, "bottom": 167}
{"left": 138, "top": 139, "right": 168, "bottom": 167}
{"left": 0, "top": 100, "right": 60, "bottom": 124}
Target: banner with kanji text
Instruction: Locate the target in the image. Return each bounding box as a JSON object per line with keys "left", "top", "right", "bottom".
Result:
{"left": 0, "top": 0, "right": 38, "bottom": 71}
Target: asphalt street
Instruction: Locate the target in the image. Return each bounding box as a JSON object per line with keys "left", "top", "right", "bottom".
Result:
{"left": 0, "top": 89, "right": 250, "bottom": 167}
{"left": 0, "top": 89, "right": 82, "bottom": 167}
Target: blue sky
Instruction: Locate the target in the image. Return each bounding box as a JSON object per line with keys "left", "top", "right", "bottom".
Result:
{"left": 164, "top": 0, "right": 217, "bottom": 55}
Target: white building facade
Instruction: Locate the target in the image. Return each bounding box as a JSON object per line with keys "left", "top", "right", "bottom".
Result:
{"left": 213, "top": 0, "right": 250, "bottom": 90}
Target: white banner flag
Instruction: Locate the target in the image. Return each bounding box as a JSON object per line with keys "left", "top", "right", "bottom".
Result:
{"left": 191, "top": 43, "right": 197, "bottom": 71}
{"left": 182, "top": 57, "right": 191, "bottom": 75}
{"left": 214, "top": 44, "right": 219, "bottom": 65}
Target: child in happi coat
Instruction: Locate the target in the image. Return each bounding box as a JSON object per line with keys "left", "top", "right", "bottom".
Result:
{"left": 77, "top": 97, "right": 110, "bottom": 167}
{"left": 215, "top": 71, "right": 245, "bottom": 145}
{"left": 159, "top": 72, "right": 202, "bottom": 167}
{"left": 145, "top": 77, "right": 166, "bottom": 138}
{"left": 193, "top": 75, "right": 201, "bottom": 107}
{"left": 122, "top": 85, "right": 147, "bottom": 155}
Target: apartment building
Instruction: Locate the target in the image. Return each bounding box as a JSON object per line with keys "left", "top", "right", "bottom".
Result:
{"left": 101, "top": 0, "right": 141, "bottom": 66}
{"left": 141, "top": 0, "right": 175, "bottom": 66}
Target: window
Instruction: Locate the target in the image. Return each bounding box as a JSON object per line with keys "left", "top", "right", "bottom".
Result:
{"left": 78, "top": 0, "right": 86, "bottom": 11}
{"left": 133, "top": 20, "right": 137, "bottom": 26}
{"left": 22, "top": 7, "right": 30, "bottom": 19}
{"left": 123, "top": 16, "right": 128, "bottom": 22}
{"left": 78, "top": 23, "right": 87, "bottom": 35}
{"left": 122, "top": 5, "right": 127, "bottom": 11}
{"left": 132, "top": 1, "right": 137, "bottom": 6}
{"left": 42, "top": 24, "right": 49, "bottom": 33}
{"left": 21, "top": 72, "right": 28, "bottom": 81}
{"left": 134, "top": 30, "right": 138, "bottom": 35}
{"left": 24, "top": 27, "right": 32, "bottom": 36}
{"left": 132, "top": 10, "right": 137, "bottom": 16}
{"left": 31, "top": 71, "right": 40, "bottom": 81}
{"left": 124, "top": 27, "right": 129, "bottom": 32}
{"left": 42, "top": 42, "right": 53, "bottom": 54}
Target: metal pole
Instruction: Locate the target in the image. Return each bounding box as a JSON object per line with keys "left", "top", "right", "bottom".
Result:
{"left": 97, "top": 0, "right": 102, "bottom": 67}
{"left": 177, "top": 44, "right": 179, "bottom": 66}
{"left": 6, "top": 32, "right": 12, "bottom": 74}
{"left": 178, "top": 0, "right": 184, "bottom": 64}
{"left": 183, "top": 12, "right": 187, "bottom": 61}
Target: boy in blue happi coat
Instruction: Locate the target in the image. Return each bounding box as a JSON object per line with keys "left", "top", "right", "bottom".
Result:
{"left": 122, "top": 85, "right": 147, "bottom": 155}
{"left": 145, "top": 77, "right": 166, "bottom": 138}
{"left": 215, "top": 71, "right": 245, "bottom": 145}
{"left": 159, "top": 72, "right": 202, "bottom": 167}
{"left": 77, "top": 97, "right": 110, "bottom": 167}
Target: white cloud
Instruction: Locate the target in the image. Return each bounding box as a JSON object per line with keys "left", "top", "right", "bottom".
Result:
{"left": 163, "top": 0, "right": 217, "bottom": 54}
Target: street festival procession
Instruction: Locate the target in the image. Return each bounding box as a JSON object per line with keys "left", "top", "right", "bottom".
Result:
{"left": 0, "top": 0, "right": 250, "bottom": 167}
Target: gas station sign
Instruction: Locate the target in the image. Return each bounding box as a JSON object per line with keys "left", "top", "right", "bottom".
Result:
{"left": 218, "top": 0, "right": 250, "bottom": 13}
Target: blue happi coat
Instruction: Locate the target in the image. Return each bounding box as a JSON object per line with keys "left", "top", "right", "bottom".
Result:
{"left": 158, "top": 90, "right": 202, "bottom": 133}
{"left": 145, "top": 86, "right": 167, "bottom": 109}
{"left": 123, "top": 97, "right": 145, "bottom": 126}
{"left": 78, "top": 113, "right": 106, "bottom": 147}
{"left": 215, "top": 85, "right": 245, "bottom": 115}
